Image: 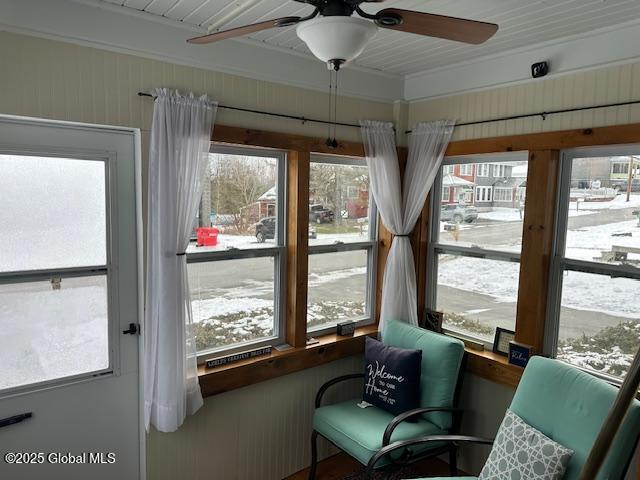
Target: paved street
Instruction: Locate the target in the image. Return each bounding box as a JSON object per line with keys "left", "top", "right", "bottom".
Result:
{"left": 188, "top": 249, "right": 368, "bottom": 307}
{"left": 446, "top": 204, "right": 638, "bottom": 248}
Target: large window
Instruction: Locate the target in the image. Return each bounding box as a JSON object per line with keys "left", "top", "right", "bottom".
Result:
{"left": 307, "top": 155, "right": 377, "bottom": 333}
{"left": 548, "top": 148, "right": 640, "bottom": 380}
{"left": 477, "top": 164, "right": 490, "bottom": 177}
{"left": 427, "top": 153, "right": 529, "bottom": 344}
{"left": 187, "top": 146, "right": 286, "bottom": 357}
{"left": 494, "top": 187, "right": 513, "bottom": 202}
{"left": 459, "top": 164, "right": 473, "bottom": 176}
{"left": 475, "top": 186, "right": 493, "bottom": 203}
{"left": 0, "top": 154, "right": 111, "bottom": 392}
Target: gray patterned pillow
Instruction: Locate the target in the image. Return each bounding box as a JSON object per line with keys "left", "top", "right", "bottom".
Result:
{"left": 479, "top": 410, "right": 574, "bottom": 480}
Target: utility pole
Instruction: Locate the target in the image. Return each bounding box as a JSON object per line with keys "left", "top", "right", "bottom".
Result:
{"left": 626, "top": 156, "right": 634, "bottom": 202}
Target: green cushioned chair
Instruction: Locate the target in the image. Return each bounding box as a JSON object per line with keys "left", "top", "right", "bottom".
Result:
{"left": 373, "top": 356, "right": 640, "bottom": 480}
{"left": 309, "top": 319, "right": 466, "bottom": 480}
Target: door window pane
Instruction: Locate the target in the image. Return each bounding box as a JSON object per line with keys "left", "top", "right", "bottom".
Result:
{"left": 307, "top": 250, "right": 368, "bottom": 331}
{"left": 557, "top": 271, "right": 639, "bottom": 378}
{"left": 436, "top": 254, "right": 520, "bottom": 342}
{"left": 189, "top": 152, "right": 280, "bottom": 252}
{"left": 189, "top": 256, "right": 276, "bottom": 352}
{"left": 0, "top": 155, "right": 107, "bottom": 272}
{"left": 0, "top": 275, "right": 109, "bottom": 391}
{"left": 309, "top": 159, "right": 371, "bottom": 246}
{"left": 565, "top": 156, "right": 640, "bottom": 269}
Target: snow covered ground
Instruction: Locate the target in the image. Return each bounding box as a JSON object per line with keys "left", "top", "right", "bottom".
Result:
{"left": 565, "top": 219, "right": 640, "bottom": 262}
{"left": 187, "top": 232, "right": 369, "bottom": 253}
{"left": 569, "top": 193, "right": 640, "bottom": 211}
{"left": 440, "top": 255, "right": 640, "bottom": 319}
{"left": 308, "top": 266, "right": 366, "bottom": 287}
{"left": 478, "top": 207, "right": 593, "bottom": 222}
{"left": 192, "top": 296, "right": 272, "bottom": 324}
{"left": 474, "top": 195, "right": 640, "bottom": 223}
{"left": 438, "top": 218, "right": 640, "bottom": 319}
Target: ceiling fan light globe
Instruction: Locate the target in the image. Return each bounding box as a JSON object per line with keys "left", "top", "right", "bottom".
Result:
{"left": 296, "top": 16, "right": 378, "bottom": 64}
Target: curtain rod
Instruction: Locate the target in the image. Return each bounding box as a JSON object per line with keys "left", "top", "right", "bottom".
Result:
{"left": 405, "top": 99, "right": 640, "bottom": 134}
{"left": 137, "top": 92, "right": 361, "bottom": 129}
{"left": 138, "top": 92, "right": 640, "bottom": 135}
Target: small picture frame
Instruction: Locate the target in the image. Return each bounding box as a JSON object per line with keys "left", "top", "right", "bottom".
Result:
{"left": 493, "top": 327, "right": 516, "bottom": 356}
{"left": 422, "top": 308, "right": 444, "bottom": 334}
{"left": 508, "top": 341, "right": 533, "bottom": 368}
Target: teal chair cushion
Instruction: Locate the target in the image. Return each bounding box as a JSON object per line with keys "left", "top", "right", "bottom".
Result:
{"left": 510, "top": 356, "right": 640, "bottom": 480}
{"left": 409, "top": 358, "right": 640, "bottom": 480}
{"left": 382, "top": 319, "right": 465, "bottom": 430}
{"left": 314, "top": 399, "right": 446, "bottom": 466}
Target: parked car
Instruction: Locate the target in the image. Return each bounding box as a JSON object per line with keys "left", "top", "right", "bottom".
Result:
{"left": 612, "top": 179, "right": 640, "bottom": 192}
{"left": 309, "top": 204, "right": 334, "bottom": 224}
{"left": 255, "top": 217, "right": 316, "bottom": 242}
{"left": 255, "top": 217, "right": 276, "bottom": 243}
{"left": 440, "top": 204, "right": 478, "bottom": 223}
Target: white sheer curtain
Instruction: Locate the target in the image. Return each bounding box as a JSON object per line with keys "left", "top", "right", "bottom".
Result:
{"left": 144, "top": 88, "right": 217, "bottom": 433}
{"left": 360, "top": 120, "right": 455, "bottom": 331}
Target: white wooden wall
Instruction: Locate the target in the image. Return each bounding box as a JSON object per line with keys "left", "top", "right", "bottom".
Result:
{"left": 147, "top": 356, "right": 364, "bottom": 480}
{"left": 0, "top": 31, "right": 393, "bottom": 146}
{"left": 409, "top": 62, "right": 640, "bottom": 141}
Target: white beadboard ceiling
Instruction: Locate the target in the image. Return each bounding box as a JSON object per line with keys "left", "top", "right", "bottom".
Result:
{"left": 96, "top": 0, "right": 640, "bottom": 76}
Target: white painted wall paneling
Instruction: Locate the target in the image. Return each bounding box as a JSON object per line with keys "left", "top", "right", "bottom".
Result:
{"left": 147, "top": 355, "right": 365, "bottom": 480}
{"left": 408, "top": 61, "right": 640, "bottom": 141}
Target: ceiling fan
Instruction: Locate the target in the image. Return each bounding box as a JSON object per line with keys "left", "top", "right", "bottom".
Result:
{"left": 187, "top": 0, "right": 498, "bottom": 70}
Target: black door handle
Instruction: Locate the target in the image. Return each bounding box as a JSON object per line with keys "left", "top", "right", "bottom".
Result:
{"left": 122, "top": 323, "right": 139, "bottom": 335}
{"left": 0, "top": 412, "right": 32, "bottom": 429}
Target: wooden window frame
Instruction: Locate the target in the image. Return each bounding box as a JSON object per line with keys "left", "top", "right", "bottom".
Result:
{"left": 196, "top": 123, "right": 640, "bottom": 397}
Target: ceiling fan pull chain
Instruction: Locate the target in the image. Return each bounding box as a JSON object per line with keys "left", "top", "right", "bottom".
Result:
{"left": 327, "top": 68, "right": 333, "bottom": 144}
{"left": 333, "top": 70, "right": 339, "bottom": 145}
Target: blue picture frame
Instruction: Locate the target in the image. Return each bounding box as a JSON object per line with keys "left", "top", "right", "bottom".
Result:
{"left": 508, "top": 341, "right": 532, "bottom": 368}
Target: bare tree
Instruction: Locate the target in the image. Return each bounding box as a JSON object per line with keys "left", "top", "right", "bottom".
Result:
{"left": 208, "top": 154, "right": 276, "bottom": 233}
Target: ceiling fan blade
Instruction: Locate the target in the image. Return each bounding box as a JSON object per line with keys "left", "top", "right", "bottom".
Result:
{"left": 187, "top": 16, "right": 301, "bottom": 44}
{"left": 376, "top": 8, "right": 497, "bottom": 44}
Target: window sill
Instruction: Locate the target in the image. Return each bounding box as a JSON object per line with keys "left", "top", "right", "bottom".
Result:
{"left": 198, "top": 325, "right": 378, "bottom": 398}
{"left": 197, "top": 326, "right": 524, "bottom": 397}
{"left": 465, "top": 348, "right": 523, "bottom": 388}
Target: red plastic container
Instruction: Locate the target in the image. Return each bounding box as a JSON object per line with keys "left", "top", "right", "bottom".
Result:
{"left": 196, "top": 227, "right": 219, "bottom": 247}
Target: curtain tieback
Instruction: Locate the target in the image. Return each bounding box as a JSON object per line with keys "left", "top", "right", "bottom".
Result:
{"left": 394, "top": 234, "right": 410, "bottom": 238}
{"left": 176, "top": 252, "right": 186, "bottom": 256}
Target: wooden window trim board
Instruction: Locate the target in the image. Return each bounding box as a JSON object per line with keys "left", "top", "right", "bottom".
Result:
{"left": 197, "top": 326, "right": 523, "bottom": 396}
{"left": 286, "top": 149, "right": 309, "bottom": 348}
{"left": 198, "top": 325, "right": 378, "bottom": 397}
{"left": 445, "top": 122, "right": 640, "bottom": 157}
{"left": 514, "top": 150, "right": 560, "bottom": 353}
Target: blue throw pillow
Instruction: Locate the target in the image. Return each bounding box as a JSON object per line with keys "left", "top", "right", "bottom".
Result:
{"left": 363, "top": 337, "right": 422, "bottom": 416}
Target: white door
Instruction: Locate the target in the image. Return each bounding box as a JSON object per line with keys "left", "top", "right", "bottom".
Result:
{"left": 0, "top": 115, "right": 143, "bottom": 480}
